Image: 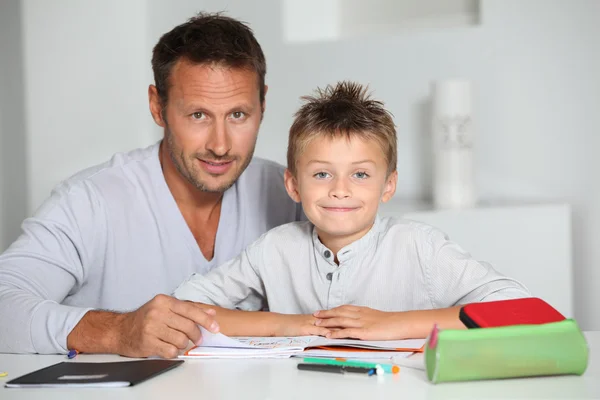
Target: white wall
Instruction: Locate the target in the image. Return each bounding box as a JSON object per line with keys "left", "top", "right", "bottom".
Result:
{"left": 0, "top": 0, "right": 28, "bottom": 252}
{"left": 21, "top": 0, "right": 154, "bottom": 211}
{"left": 8, "top": 0, "right": 599, "bottom": 328}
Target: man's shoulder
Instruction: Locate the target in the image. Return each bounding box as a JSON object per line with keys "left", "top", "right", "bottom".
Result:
{"left": 54, "top": 142, "right": 160, "bottom": 194}
{"left": 240, "top": 157, "right": 286, "bottom": 180}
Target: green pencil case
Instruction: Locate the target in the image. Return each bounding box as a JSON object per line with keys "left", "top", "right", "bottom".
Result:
{"left": 425, "top": 319, "right": 588, "bottom": 383}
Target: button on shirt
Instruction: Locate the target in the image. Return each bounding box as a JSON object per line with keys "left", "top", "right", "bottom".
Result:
{"left": 174, "top": 216, "right": 531, "bottom": 313}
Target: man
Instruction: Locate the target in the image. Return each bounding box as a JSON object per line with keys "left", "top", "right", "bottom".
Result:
{"left": 0, "top": 13, "right": 303, "bottom": 358}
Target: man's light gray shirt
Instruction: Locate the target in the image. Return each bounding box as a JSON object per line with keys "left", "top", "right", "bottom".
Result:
{"left": 0, "top": 142, "right": 303, "bottom": 354}
{"left": 174, "top": 216, "right": 531, "bottom": 313}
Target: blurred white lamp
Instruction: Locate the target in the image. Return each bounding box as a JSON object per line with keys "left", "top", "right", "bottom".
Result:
{"left": 431, "top": 80, "right": 477, "bottom": 209}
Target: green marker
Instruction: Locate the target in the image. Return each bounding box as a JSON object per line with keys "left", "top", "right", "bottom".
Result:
{"left": 302, "top": 358, "right": 400, "bottom": 374}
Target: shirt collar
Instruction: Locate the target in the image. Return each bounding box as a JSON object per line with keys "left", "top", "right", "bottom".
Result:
{"left": 311, "top": 214, "right": 383, "bottom": 264}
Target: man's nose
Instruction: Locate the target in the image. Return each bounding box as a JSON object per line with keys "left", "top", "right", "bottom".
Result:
{"left": 205, "top": 120, "right": 231, "bottom": 157}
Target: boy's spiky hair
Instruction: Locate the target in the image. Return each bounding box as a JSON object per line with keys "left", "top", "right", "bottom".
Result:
{"left": 287, "top": 81, "right": 397, "bottom": 175}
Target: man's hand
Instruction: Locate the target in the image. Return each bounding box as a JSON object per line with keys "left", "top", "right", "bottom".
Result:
{"left": 314, "top": 305, "right": 400, "bottom": 340}
{"left": 272, "top": 314, "right": 331, "bottom": 337}
{"left": 67, "top": 294, "right": 219, "bottom": 358}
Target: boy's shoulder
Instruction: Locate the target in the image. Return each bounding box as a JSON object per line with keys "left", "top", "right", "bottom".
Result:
{"left": 247, "top": 220, "right": 313, "bottom": 252}
{"left": 377, "top": 216, "right": 445, "bottom": 243}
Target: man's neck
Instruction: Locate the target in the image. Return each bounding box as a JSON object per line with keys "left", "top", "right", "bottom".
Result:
{"left": 159, "top": 141, "right": 222, "bottom": 211}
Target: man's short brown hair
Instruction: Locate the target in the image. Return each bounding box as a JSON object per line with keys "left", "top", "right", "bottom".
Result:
{"left": 151, "top": 12, "right": 266, "bottom": 106}
{"left": 287, "top": 81, "right": 397, "bottom": 176}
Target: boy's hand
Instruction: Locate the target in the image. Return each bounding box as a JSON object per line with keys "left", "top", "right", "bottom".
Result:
{"left": 313, "top": 305, "right": 403, "bottom": 340}
{"left": 273, "top": 314, "right": 331, "bottom": 337}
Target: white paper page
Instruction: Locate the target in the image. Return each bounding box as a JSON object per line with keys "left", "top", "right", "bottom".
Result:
{"left": 181, "top": 346, "right": 297, "bottom": 359}
{"left": 296, "top": 350, "right": 413, "bottom": 360}
{"left": 306, "top": 337, "right": 426, "bottom": 350}
{"left": 198, "top": 327, "right": 314, "bottom": 350}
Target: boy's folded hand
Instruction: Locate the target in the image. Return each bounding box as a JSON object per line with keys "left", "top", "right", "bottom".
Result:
{"left": 313, "top": 305, "right": 402, "bottom": 340}
{"left": 273, "top": 314, "right": 331, "bottom": 337}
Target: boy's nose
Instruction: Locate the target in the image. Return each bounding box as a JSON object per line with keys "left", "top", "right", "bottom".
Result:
{"left": 330, "top": 179, "right": 351, "bottom": 199}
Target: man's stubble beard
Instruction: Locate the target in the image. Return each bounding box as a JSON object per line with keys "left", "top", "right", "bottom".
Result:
{"left": 165, "top": 125, "right": 256, "bottom": 194}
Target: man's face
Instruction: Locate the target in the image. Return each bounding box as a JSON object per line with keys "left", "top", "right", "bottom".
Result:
{"left": 151, "top": 60, "right": 264, "bottom": 193}
{"left": 285, "top": 135, "right": 397, "bottom": 245}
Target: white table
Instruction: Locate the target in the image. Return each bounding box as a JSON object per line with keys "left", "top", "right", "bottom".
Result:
{"left": 1, "top": 332, "right": 598, "bottom": 399}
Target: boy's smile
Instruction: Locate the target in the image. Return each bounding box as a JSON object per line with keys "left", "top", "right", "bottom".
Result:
{"left": 285, "top": 134, "right": 397, "bottom": 256}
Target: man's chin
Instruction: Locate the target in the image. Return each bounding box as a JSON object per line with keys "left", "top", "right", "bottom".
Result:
{"left": 191, "top": 173, "right": 239, "bottom": 193}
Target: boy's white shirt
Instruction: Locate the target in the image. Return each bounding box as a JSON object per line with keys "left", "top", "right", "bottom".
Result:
{"left": 174, "top": 215, "right": 531, "bottom": 312}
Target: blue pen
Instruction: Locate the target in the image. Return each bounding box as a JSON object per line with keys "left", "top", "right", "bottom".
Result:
{"left": 67, "top": 349, "right": 79, "bottom": 359}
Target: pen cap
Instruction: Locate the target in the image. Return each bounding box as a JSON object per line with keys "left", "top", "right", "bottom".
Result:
{"left": 425, "top": 319, "right": 589, "bottom": 383}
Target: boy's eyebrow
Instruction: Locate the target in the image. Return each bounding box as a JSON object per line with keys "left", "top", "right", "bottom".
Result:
{"left": 306, "top": 159, "right": 377, "bottom": 165}
{"left": 351, "top": 160, "right": 376, "bottom": 165}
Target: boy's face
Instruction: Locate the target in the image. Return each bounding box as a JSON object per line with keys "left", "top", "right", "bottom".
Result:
{"left": 285, "top": 135, "right": 397, "bottom": 246}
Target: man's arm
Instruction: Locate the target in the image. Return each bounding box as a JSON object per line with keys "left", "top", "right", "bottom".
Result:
{"left": 0, "top": 181, "right": 102, "bottom": 353}
{"left": 0, "top": 181, "right": 220, "bottom": 356}
{"left": 67, "top": 295, "right": 219, "bottom": 359}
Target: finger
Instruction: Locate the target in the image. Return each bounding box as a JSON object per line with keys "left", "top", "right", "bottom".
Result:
{"left": 157, "top": 325, "right": 191, "bottom": 350}
{"left": 154, "top": 339, "right": 181, "bottom": 359}
{"left": 170, "top": 299, "right": 220, "bottom": 333}
{"left": 314, "top": 308, "right": 360, "bottom": 319}
{"left": 164, "top": 312, "right": 202, "bottom": 345}
{"left": 308, "top": 326, "right": 331, "bottom": 337}
{"left": 326, "top": 328, "right": 367, "bottom": 340}
{"left": 316, "top": 317, "right": 363, "bottom": 328}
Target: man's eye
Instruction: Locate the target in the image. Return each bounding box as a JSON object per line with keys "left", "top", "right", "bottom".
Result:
{"left": 314, "top": 172, "right": 330, "bottom": 179}
{"left": 231, "top": 111, "right": 245, "bottom": 119}
{"left": 354, "top": 171, "right": 369, "bottom": 179}
{"left": 192, "top": 112, "right": 205, "bottom": 120}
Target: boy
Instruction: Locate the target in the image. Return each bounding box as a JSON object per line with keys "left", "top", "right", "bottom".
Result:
{"left": 174, "top": 81, "right": 530, "bottom": 342}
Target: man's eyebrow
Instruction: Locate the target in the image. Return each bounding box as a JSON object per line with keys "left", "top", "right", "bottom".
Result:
{"left": 181, "top": 103, "right": 256, "bottom": 114}
{"left": 306, "top": 160, "right": 332, "bottom": 165}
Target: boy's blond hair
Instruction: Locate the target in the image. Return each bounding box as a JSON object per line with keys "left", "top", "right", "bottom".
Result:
{"left": 287, "top": 81, "right": 397, "bottom": 176}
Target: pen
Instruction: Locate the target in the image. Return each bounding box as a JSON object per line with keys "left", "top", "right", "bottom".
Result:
{"left": 67, "top": 349, "right": 79, "bottom": 359}
{"left": 297, "top": 363, "right": 377, "bottom": 376}
{"left": 302, "top": 358, "right": 400, "bottom": 374}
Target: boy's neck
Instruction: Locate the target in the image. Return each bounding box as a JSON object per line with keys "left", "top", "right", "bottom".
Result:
{"left": 316, "top": 219, "right": 376, "bottom": 262}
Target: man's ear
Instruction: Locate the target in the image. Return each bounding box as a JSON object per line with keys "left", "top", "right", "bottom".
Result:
{"left": 381, "top": 170, "right": 398, "bottom": 203}
{"left": 260, "top": 85, "right": 268, "bottom": 120}
{"left": 284, "top": 168, "right": 301, "bottom": 203}
{"left": 148, "top": 85, "right": 167, "bottom": 128}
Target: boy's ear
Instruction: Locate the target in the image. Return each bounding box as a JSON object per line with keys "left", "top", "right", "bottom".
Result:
{"left": 284, "top": 169, "right": 301, "bottom": 203}
{"left": 381, "top": 170, "right": 398, "bottom": 203}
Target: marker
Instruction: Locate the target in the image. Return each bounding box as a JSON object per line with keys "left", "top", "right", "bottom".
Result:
{"left": 67, "top": 349, "right": 79, "bottom": 359}
{"left": 302, "top": 358, "right": 399, "bottom": 374}
{"left": 297, "top": 363, "right": 377, "bottom": 376}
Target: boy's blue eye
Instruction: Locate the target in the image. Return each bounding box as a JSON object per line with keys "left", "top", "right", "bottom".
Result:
{"left": 314, "top": 172, "right": 330, "bottom": 179}
{"left": 353, "top": 171, "right": 369, "bottom": 179}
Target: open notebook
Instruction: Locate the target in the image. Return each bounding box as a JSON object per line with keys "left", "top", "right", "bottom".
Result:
{"left": 180, "top": 328, "right": 426, "bottom": 359}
